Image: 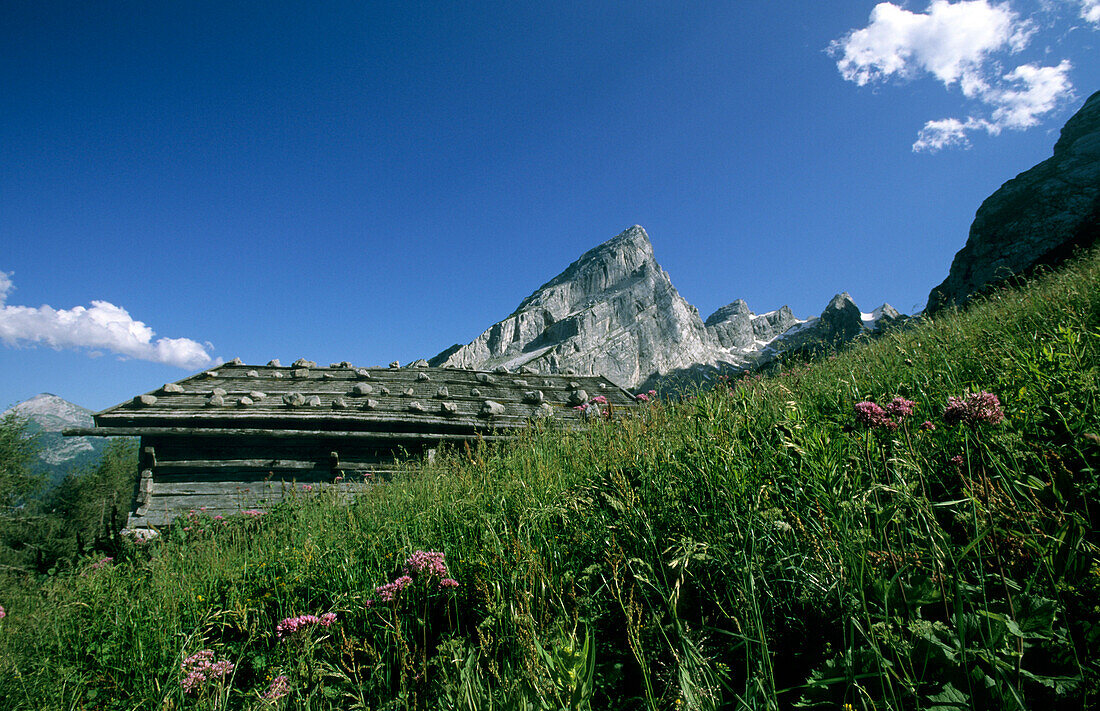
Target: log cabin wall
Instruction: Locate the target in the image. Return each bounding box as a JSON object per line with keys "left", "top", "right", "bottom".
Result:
{"left": 66, "top": 360, "right": 638, "bottom": 533}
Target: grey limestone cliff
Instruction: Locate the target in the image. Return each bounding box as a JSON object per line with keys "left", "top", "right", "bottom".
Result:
{"left": 430, "top": 226, "right": 717, "bottom": 387}
{"left": 928, "top": 90, "right": 1100, "bottom": 312}
{"left": 704, "top": 299, "right": 799, "bottom": 351}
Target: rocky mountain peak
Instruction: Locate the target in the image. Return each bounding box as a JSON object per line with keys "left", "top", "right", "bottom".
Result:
{"left": 4, "top": 393, "right": 108, "bottom": 483}
{"left": 704, "top": 299, "right": 751, "bottom": 326}
{"left": 825, "top": 292, "right": 857, "bottom": 312}
{"left": 704, "top": 300, "right": 799, "bottom": 352}
{"left": 430, "top": 225, "right": 715, "bottom": 386}
{"left": 511, "top": 225, "right": 657, "bottom": 315}
{"left": 6, "top": 393, "right": 94, "bottom": 431}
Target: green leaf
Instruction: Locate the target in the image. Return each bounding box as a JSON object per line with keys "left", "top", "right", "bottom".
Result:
{"left": 928, "top": 682, "right": 968, "bottom": 710}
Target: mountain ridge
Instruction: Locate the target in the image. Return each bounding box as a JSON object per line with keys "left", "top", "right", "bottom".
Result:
{"left": 430, "top": 226, "right": 898, "bottom": 388}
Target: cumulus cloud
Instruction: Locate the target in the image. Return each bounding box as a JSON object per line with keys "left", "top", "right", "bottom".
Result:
{"left": 833, "top": 0, "right": 1033, "bottom": 94}
{"left": 831, "top": 1, "right": 1077, "bottom": 152}
{"left": 0, "top": 270, "right": 217, "bottom": 370}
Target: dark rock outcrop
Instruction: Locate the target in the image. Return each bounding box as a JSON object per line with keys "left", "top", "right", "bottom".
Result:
{"left": 767, "top": 293, "right": 899, "bottom": 359}
{"left": 928, "top": 90, "right": 1100, "bottom": 312}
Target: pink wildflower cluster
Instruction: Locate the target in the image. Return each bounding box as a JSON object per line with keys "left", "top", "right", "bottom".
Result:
{"left": 943, "top": 391, "right": 1005, "bottom": 427}
{"left": 243, "top": 509, "right": 266, "bottom": 518}
{"left": 180, "top": 649, "right": 235, "bottom": 694}
{"left": 886, "top": 396, "right": 915, "bottom": 418}
{"left": 854, "top": 401, "right": 897, "bottom": 430}
{"left": 375, "top": 575, "right": 413, "bottom": 602}
{"left": 407, "top": 550, "right": 448, "bottom": 577}
{"left": 634, "top": 389, "right": 657, "bottom": 402}
{"left": 275, "top": 612, "right": 337, "bottom": 639}
{"left": 854, "top": 396, "right": 916, "bottom": 430}
{"left": 264, "top": 675, "right": 290, "bottom": 701}
{"left": 89, "top": 556, "right": 114, "bottom": 571}
{"left": 591, "top": 395, "right": 608, "bottom": 405}
{"left": 0, "top": 604, "right": 5, "bottom": 619}
{"left": 372, "top": 549, "right": 459, "bottom": 605}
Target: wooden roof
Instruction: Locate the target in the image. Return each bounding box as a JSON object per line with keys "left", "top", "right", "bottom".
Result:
{"left": 81, "top": 360, "right": 638, "bottom": 442}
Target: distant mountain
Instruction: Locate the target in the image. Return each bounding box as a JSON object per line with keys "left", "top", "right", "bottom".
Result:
{"left": 3, "top": 394, "right": 109, "bottom": 487}
{"left": 928, "top": 90, "right": 1100, "bottom": 312}
{"left": 431, "top": 226, "right": 900, "bottom": 388}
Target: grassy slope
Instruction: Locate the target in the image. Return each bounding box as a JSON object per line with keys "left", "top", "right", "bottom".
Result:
{"left": 1, "top": 251, "right": 1099, "bottom": 710}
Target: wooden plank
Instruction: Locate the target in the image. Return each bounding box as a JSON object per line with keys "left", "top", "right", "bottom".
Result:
{"left": 148, "top": 465, "right": 406, "bottom": 485}
{"left": 66, "top": 426, "right": 517, "bottom": 440}
{"left": 151, "top": 479, "right": 380, "bottom": 496}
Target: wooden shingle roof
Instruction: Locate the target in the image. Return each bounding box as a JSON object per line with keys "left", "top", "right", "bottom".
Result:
{"left": 83, "top": 360, "right": 638, "bottom": 442}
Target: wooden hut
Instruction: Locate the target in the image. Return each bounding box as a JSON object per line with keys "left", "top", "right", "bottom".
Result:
{"left": 64, "top": 360, "right": 638, "bottom": 534}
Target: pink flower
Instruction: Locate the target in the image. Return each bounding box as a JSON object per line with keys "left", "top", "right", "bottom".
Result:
{"left": 276, "top": 612, "right": 338, "bottom": 639}
{"left": 439, "top": 578, "right": 459, "bottom": 588}
{"left": 264, "top": 675, "right": 290, "bottom": 701}
{"left": 0, "top": 605, "right": 5, "bottom": 619}
{"left": 180, "top": 649, "right": 235, "bottom": 694}
{"left": 919, "top": 421, "right": 936, "bottom": 432}
{"left": 591, "top": 395, "right": 608, "bottom": 405}
{"left": 648, "top": 389, "right": 656, "bottom": 397}
{"left": 944, "top": 391, "right": 1005, "bottom": 427}
{"left": 406, "top": 550, "right": 448, "bottom": 578}
{"left": 885, "top": 396, "right": 916, "bottom": 418}
{"left": 243, "top": 509, "right": 266, "bottom": 517}
{"left": 213, "top": 514, "right": 225, "bottom": 521}
{"left": 375, "top": 575, "right": 413, "bottom": 602}
{"left": 949, "top": 454, "right": 965, "bottom": 470}
{"left": 854, "top": 401, "right": 893, "bottom": 429}
{"left": 334, "top": 475, "right": 343, "bottom": 483}
{"left": 302, "top": 484, "right": 313, "bottom": 492}
{"left": 635, "top": 393, "right": 649, "bottom": 402}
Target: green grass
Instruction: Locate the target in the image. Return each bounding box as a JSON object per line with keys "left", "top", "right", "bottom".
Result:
{"left": 1, "top": 251, "right": 1099, "bottom": 710}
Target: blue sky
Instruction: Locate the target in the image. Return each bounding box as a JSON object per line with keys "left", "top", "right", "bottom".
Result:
{"left": 2, "top": 1, "right": 1099, "bottom": 411}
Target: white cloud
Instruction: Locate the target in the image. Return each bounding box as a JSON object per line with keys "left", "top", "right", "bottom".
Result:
{"left": 912, "top": 59, "right": 1073, "bottom": 151}
{"left": 1080, "top": 0, "right": 1100, "bottom": 24}
{"left": 986, "top": 59, "right": 1073, "bottom": 130}
{"left": 913, "top": 116, "right": 986, "bottom": 151}
{"left": 0, "top": 270, "right": 217, "bottom": 370}
{"left": 832, "top": 1, "right": 1077, "bottom": 152}
{"left": 832, "top": 1, "right": 1033, "bottom": 93}
{"left": 0, "top": 272, "right": 13, "bottom": 303}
